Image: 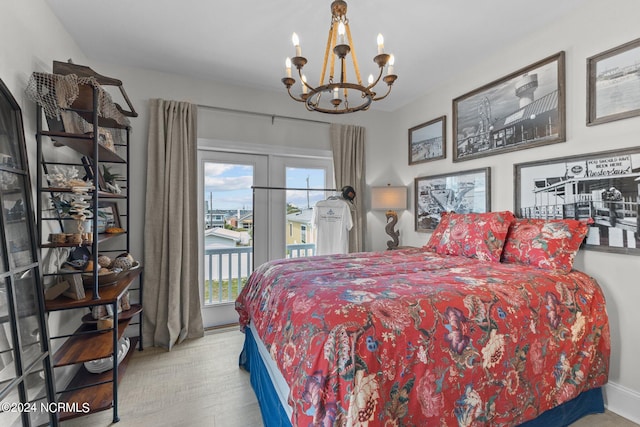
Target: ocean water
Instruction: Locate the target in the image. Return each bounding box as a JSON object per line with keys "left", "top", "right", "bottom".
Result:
{"left": 596, "top": 74, "right": 640, "bottom": 117}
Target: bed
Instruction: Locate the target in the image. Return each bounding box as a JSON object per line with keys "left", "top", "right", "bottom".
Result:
{"left": 236, "top": 211, "right": 610, "bottom": 426}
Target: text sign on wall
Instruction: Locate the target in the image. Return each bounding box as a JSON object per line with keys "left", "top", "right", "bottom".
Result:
{"left": 586, "top": 155, "right": 632, "bottom": 177}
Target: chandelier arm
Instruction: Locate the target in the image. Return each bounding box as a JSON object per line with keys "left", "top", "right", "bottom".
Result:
{"left": 286, "top": 86, "right": 307, "bottom": 103}
{"left": 366, "top": 66, "right": 385, "bottom": 90}
{"left": 371, "top": 83, "right": 393, "bottom": 101}
{"left": 344, "top": 23, "right": 362, "bottom": 85}
{"left": 305, "top": 100, "right": 315, "bottom": 111}
{"left": 296, "top": 67, "right": 316, "bottom": 93}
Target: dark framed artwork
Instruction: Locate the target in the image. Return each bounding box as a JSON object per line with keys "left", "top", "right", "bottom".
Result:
{"left": 414, "top": 167, "right": 491, "bottom": 232}
{"left": 408, "top": 115, "right": 446, "bottom": 165}
{"left": 81, "top": 156, "right": 107, "bottom": 191}
{"left": 587, "top": 38, "right": 640, "bottom": 126}
{"left": 514, "top": 147, "right": 640, "bottom": 255}
{"left": 453, "top": 52, "right": 566, "bottom": 162}
{"left": 97, "top": 200, "right": 121, "bottom": 232}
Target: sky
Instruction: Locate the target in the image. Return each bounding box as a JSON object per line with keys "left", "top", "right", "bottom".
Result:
{"left": 203, "top": 163, "right": 254, "bottom": 210}
{"left": 203, "top": 163, "right": 326, "bottom": 210}
{"left": 285, "top": 167, "right": 327, "bottom": 210}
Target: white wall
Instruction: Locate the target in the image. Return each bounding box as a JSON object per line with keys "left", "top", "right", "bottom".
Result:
{"left": 2, "top": 1, "right": 94, "bottom": 345}
{"left": 4, "top": 0, "right": 640, "bottom": 422}
{"left": 365, "top": 0, "right": 640, "bottom": 422}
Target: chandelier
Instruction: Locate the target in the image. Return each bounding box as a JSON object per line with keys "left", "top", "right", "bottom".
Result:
{"left": 281, "top": 0, "right": 397, "bottom": 114}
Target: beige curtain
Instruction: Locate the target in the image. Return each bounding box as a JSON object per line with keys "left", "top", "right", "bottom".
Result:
{"left": 143, "top": 99, "right": 204, "bottom": 350}
{"left": 330, "top": 123, "right": 366, "bottom": 252}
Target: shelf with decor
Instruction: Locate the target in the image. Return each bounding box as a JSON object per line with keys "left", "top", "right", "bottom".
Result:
{"left": 45, "top": 269, "right": 142, "bottom": 423}
{"left": 28, "top": 60, "right": 141, "bottom": 424}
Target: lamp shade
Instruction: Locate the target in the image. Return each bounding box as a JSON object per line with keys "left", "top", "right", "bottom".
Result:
{"left": 371, "top": 186, "right": 407, "bottom": 210}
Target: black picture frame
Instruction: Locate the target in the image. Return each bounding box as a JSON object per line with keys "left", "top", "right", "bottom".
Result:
{"left": 587, "top": 38, "right": 640, "bottom": 126}
{"left": 408, "top": 116, "right": 446, "bottom": 165}
{"left": 514, "top": 147, "right": 640, "bottom": 255}
{"left": 81, "top": 156, "right": 107, "bottom": 191}
{"left": 453, "top": 52, "right": 566, "bottom": 162}
{"left": 97, "top": 200, "right": 121, "bottom": 232}
{"left": 414, "top": 167, "right": 491, "bottom": 232}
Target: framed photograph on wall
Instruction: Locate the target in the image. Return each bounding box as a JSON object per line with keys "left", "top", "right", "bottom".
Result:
{"left": 408, "top": 116, "right": 446, "bottom": 165}
{"left": 514, "top": 147, "right": 640, "bottom": 255}
{"left": 453, "top": 52, "right": 566, "bottom": 162}
{"left": 587, "top": 38, "right": 640, "bottom": 126}
{"left": 414, "top": 167, "right": 491, "bottom": 232}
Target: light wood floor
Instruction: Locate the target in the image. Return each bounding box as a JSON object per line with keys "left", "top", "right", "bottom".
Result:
{"left": 63, "top": 327, "right": 638, "bottom": 427}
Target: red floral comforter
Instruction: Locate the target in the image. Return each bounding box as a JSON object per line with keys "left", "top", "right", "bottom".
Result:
{"left": 236, "top": 249, "right": 610, "bottom": 426}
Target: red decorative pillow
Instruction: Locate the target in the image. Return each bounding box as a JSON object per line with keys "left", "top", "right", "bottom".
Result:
{"left": 423, "top": 212, "right": 451, "bottom": 252}
{"left": 501, "top": 218, "right": 589, "bottom": 272}
{"left": 432, "top": 211, "right": 515, "bottom": 262}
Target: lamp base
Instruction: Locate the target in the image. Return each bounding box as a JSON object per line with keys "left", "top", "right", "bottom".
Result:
{"left": 384, "top": 210, "right": 400, "bottom": 250}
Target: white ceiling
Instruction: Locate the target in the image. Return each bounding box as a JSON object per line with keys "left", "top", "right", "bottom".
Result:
{"left": 46, "top": 0, "right": 586, "bottom": 112}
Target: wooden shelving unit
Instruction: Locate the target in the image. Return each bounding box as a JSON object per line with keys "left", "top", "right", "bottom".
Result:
{"left": 31, "top": 62, "right": 141, "bottom": 425}
{"left": 57, "top": 337, "right": 138, "bottom": 422}
{"left": 39, "top": 130, "right": 126, "bottom": 163}
{"left": 43, "top": 270, "right": 143, "bottom": 424}
{"left": 40, "top": 231, "right": 125, "bottom": 249}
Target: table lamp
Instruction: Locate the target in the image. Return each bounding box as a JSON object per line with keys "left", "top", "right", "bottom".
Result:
{"left": 371, "top": 185, "right": 407, "bottom": 250}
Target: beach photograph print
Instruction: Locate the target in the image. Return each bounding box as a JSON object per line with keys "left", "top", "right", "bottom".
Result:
{"left": 587, "top": 37, "right": 640, "bottom": 125}
{"left": 453, "top": 52, "right": 565, "bottom": 162}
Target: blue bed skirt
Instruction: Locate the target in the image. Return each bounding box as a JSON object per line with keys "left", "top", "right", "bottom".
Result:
{"left": 239, "top": 328, "right": 604, "bottom": 427}
{"left": 239, "top": 327, "right": 291, "bottom": 427}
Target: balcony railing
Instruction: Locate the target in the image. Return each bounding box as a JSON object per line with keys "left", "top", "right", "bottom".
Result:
{"left": 287, "top": 243, "right": 316, "bottom": 258}
{"left": 203, "top": 243, "right": 315, "bottom": 305}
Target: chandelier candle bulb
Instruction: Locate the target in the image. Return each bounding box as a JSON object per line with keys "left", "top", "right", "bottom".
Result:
{"left": 333, "top": 87, "right": 339, "bottom": 99}
{"left": 302, "top": 75, "right": 308, "bottom": 94}
{"left": 368, "top": 74, "right": 374, "bottom": 86}
{"left": 286, "top": 57, "right": 292, "bottom": 77}
{"left": 387, "top": 54, "right": 395, "bottom": 76}
{"left": 338, "top": 22, "right": 346, "bottom": 45}
{"left": 377, "top": 33, "right": 384, "bottom": 54}
{"left": 292, "top": 33, "right": 301, "bottom": 57}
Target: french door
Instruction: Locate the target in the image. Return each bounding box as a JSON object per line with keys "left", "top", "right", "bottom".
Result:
{"left": 197, "top": 147, "right": 333, "bottom": 328}
{"left": 197, "top": 150, "right": 268, "bottom": 327}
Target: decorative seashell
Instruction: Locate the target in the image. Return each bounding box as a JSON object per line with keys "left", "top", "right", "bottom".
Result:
{"left": 92, "top": 305, "right": 107, "bottom": 319}
{"left": 111, "top": 257, "right": 133, "bottom": 271}
{"left": 116, "top": 252, "right": 135, "bottom": 263}
{"left": 97, "top": 255, "right": 112, "bottom": 268}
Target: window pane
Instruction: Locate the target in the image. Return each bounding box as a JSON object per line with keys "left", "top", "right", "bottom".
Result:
{"left": 285, "top": 167, "right": 326, "bottom": 258}
{"left": 203, "top": 162, "right": 253, "bottom": 305}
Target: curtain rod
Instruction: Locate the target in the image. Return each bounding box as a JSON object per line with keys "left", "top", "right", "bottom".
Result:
{"left": 252, "top": 186, "right": 337, "bottom": 192}
{"left": 196, "top": 104, "right": 330, "bottom": 126}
